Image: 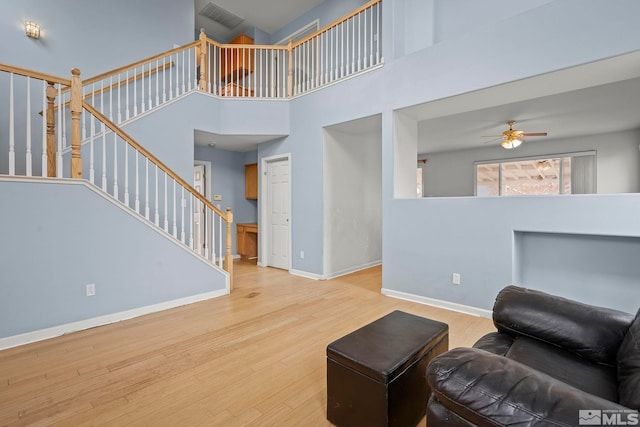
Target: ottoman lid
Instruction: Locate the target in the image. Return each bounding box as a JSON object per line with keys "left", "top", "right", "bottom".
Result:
{"left": 327, "top": 310, "right": 448, "bottom": 384}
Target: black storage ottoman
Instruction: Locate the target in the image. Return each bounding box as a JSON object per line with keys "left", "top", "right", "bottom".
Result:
{"left": 326, "top": 310, "right": 448, "bottom": 427}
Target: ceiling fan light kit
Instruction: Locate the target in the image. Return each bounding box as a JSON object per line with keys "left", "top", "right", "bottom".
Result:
{"left": 489, "top": 120, "right": 548, "bottom": 150}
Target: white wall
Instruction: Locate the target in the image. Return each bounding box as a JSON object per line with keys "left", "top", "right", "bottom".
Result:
{"left": 324, "top": 125, "right": 382, "bottom": 277}
{"left": 422, "top": 130, "right": 640, "bottom": 197}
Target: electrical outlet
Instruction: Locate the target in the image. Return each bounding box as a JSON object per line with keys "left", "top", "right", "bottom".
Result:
{"left": 86, "top": 283, "right": 96, "bottom": 297}
{"left": 300, "top": 250, "right": 305, "bottom": 259}
{"left": 452, "top": 273, "right": 461, "bottom": 285}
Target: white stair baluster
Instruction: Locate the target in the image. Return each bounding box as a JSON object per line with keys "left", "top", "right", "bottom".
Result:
{"left": 187, "top": 48, "right": 192, "bottom": 91}
{"left": 169, "top": 55, "right": 173, "bottom": 99}
{"left": 125, "top": 69, "right": 130, "bottom": 120}
{"left": 218, "top": 215, "right": 223, "bottom": 268}
{"left": 9, "top": 73, "right": 15, "bottom": 175}
{"left": 154, "top": 165, "right": 159, "bottom": 226}
{"left": 41, "top": 80, "right": 47, "bottom": 177}
{"left": 117, "top": 72, "right": 122, "bottom": 124}
{"left": 133, "top": 66, "right": 138, "bottom": 117}
{"left": 109, "top": 76, "right": 114, "bottom": 121}
{"left": 141, "top": 63, "right": 145, "bottom": 113}
{"left": 162, "top": 57, "right": 167, "bottom": 103}
{"left": 181, "top": 187, "right": 185, "bottom": 243}
{"left": 89, "top": 114, "right": 95, "bottom": 184}
{"left": 164, "top": 173, "right": 169, "bottom": 232}
{"left": 135, "top": 151, "right": 140, "bottom": 214}
{"left": 155, "top": 59, "right": 160, "bottom": 107}
{"left": 148, "top": 61, "right": 152, "bottom": 110}
{"left": 113, "top": 133, "right": 119, "bottom": 200}
{"left": 26, "top": 76, "right": 32, "bottom": 176}
{"left": 101, "top": 125, "right": 107, "bottom": 191}
{"left": 189, "top": 195, "right": 194, "bottom": 250}
{"left": 145, "top": 158, "right": 150, "bottom": 220}
{"left": 172, "top": 179, "right": 177, "bottom": 238}
{"left": 124, "top": 142, "right": 129, "bottom": 207}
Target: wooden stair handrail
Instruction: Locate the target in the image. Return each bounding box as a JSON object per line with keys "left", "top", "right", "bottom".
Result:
{"left": 292, "top": 0, "right": 381, "bottom": 48}
{"left": 0, "top": 63, "right": 71, "bottom": 86}
{"left": 81, "top": 101, "right": 230, "bottom": 221}
{"left": 78, "top": 41, "right": 199, "bottom": 88}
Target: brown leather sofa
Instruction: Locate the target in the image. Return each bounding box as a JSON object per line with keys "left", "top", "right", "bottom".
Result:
{"left": 426, "top": 285, "right": 640, "bottom": 426}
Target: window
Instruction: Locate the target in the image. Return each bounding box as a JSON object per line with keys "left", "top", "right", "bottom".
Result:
{"left": 475, "top": 152, "right": 596, "bottom": 196}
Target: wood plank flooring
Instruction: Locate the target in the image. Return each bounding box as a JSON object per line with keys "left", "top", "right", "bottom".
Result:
{"left": 0, "top": 261, "right": 494, "bottom": 426}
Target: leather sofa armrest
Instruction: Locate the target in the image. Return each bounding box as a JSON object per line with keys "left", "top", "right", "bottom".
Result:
{"left": 427, "top": 348, "right": 632, "bottom": 427}
{"left": 493, "top": 285, "right": 634, "bottom": 365}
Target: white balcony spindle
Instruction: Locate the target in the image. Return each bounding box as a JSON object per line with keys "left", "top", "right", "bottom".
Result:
{"left": 57, "top": 85, "right": 62, "bottom": 177}
{"left": 117, "top": 72, "right": 122, "bottom": 123}
{"left": 169, "top": 55, "right": 174, "bottom": 99}
{"left": 181, "top": 50, "right": 186, "bottom": 95}
{"left": 26, "top": 76, "right": 32, "bottom": 176}
{"left": 155, "top": 59, "right": 160, "bottom": 107}
{"left": 376, "top": 4, "right": 381, "bottom": 63}
{"left": 9, "top": 73, "right": 15, "bottom": 176}
{"left": 41, "top": 80, "right": 47, "bottom": 177}
{"left": 109, "top": 76, "right": 114, "bottom": 121}
{"left": 370, "top": 7, "right": 374, "bottom": 66}
{"left": 358, "top": 14, "right": 362, "bottom": 71}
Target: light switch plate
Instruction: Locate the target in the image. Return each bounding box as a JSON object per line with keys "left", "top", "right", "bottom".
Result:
{"left": 213, "top": 194, "right": 222, "bottom": 201}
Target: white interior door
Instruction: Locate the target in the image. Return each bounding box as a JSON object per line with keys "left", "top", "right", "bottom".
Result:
{"left": 267, "top": 159, "right": 290, "bottom": 269}
{"left": 193, "top": 164, "right": 206, "bottom": 255}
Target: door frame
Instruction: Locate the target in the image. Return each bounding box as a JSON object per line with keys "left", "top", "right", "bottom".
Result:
{"left": 259, "top": 153, "right": 292, "bottom": 270}
{"left": 194, "top": 160, "right": 212, "bottom": 255}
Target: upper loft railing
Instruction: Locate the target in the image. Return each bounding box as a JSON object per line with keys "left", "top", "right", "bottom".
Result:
{"left": 0, "top": 64, "right": 234, "bottom": 287}
{"left": 73, "top": 0, "right": 382, "bottom": 124}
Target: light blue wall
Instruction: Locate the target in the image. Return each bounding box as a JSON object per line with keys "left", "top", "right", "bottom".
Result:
{"left": 0, "top": 179, "right": 226, "bottom": 339}
{"left": 382, "top": 0, "right": 640, "bottom": 312}
{"left": 0, "top": 0, "right": 194, "bottom": 77}
{"left": 269, "top": 0, "right": 368, "bottom": 44}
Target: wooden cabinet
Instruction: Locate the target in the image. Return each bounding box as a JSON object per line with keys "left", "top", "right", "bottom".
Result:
{"left": 245, "top": 163, "right": 258, "bottom": 200}
{"left": 220, "top": 34, "right": 254, "bottom": 83}
{"left": 237, "top": 223, "right": 258, "bottom": 259}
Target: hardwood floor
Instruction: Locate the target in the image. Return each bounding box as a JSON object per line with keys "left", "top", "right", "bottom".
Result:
{"left": 0, "top": 260, "right": 494, "bottom": 426}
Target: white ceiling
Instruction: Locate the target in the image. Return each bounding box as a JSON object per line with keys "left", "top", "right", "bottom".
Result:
{"left": 195, "top": 0, "right": 325, "bottom": 42}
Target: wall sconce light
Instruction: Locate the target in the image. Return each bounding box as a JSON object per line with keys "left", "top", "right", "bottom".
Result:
{"left": 25, "top": 21, "right": 41, "bottom": 39}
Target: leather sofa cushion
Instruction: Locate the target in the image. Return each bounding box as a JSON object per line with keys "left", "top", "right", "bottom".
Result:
{"left": 505, "top": 336, "right": 619, "bottom": 402}
{"left": 493, "top": 286, "right": 634, "bottom": 366}
{"left": 473, "top": 332, "right": 514, "bottom": 356}
{"left": 618, "top": 308, "right": 640, "bottom": 409}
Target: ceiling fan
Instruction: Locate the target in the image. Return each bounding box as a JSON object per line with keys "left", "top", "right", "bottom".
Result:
{"left": 485, "top": 120, "right": 548, "bottom": 149}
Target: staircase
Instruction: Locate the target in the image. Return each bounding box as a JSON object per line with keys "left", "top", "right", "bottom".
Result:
{"left": 0, "top": 0, "right": 383, "bottom": 348}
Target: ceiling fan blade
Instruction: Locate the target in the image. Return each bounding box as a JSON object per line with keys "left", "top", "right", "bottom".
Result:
{"left": 522, "top": 132, "right": 548, "bottom": 137}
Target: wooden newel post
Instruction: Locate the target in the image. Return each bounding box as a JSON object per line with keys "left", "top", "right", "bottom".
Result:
{"left": 46, "top": 82, "right": 57, "bottom": 177}
{"left": 225, "top": 207, "right": 234, "bottom": 291}
{"left": 70, "top": 68, "right": 82, "bottom": 179}
{"left": 198, "top": 28, "right": 208, "bottom": 91}
{"left": 287, "top": 39, "right": 293, "bottom": 97}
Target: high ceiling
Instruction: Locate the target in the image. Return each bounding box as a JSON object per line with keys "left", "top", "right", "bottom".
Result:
{"left": 194, "top": 0, "right": 325, "bottom": 42}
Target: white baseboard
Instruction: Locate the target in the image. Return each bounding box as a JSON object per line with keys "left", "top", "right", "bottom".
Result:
{"left": 289, "top": 269, "right": 323, "bottom": 280}
{"left": 381, "top": 289, "right": 492, "bottom": 319}
{"left": 0, "top": 289, "right": 228, "bottom": 351}
{"left": 324, "top": 260, "right": 381, "bottom": 280}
